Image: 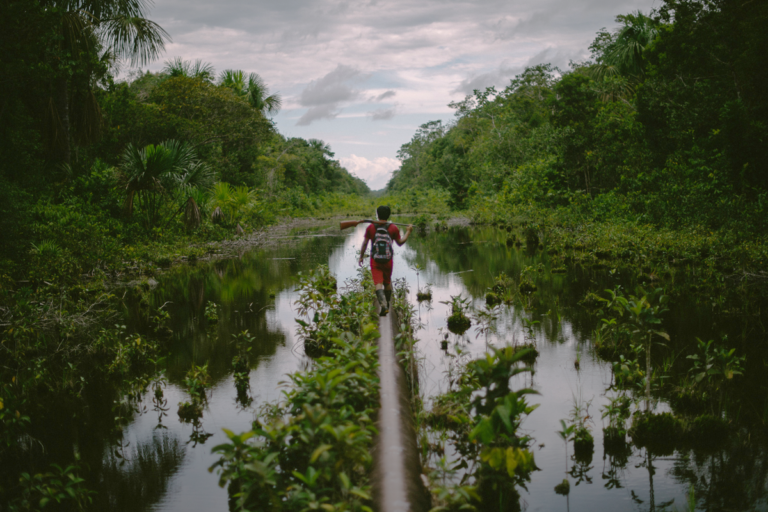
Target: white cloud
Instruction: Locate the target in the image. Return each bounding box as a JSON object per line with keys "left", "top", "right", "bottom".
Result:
{"left": 339, "top": 154, "right": 400, "bottom": 190}
{"left": 139, "top": 0, "right": 656, "bottom": 180}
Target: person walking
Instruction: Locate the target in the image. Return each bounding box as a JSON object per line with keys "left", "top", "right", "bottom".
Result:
{"left": 358, "top": 205, "right": 413, "bottom": 315}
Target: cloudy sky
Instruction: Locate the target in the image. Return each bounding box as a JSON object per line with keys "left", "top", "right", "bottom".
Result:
{"left": 144, "top": 0, "right": 656, "bottom": 190}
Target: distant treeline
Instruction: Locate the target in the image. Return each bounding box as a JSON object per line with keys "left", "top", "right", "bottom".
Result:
{"left": 387, "top": 0, "right": 767, "bottom": 234}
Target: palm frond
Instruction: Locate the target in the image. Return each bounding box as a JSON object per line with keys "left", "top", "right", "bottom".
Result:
{"left": 191, "top": 60, "right": 216, "bottom": 82}
{"left": 100, "top": 16, "right": 170, "bottom": 66}
{"left": 163, "top": 56, "right": 189, "bottom": 77}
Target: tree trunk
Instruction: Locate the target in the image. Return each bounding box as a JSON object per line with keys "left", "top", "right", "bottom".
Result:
{"left": 57, "top": 76, "right": 72, "bottom": 165}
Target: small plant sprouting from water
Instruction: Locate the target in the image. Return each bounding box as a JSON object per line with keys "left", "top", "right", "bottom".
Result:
{"left": 425, "top": 346, "right": 539, "bottom": 510}
{"left": 231, "top": 330, "right": 254, "bottom": 405}
{"left": 184, "top": 363, "right": 212, "bottom": 401}
{"left": 602, "top": 394, "right": 632, "bottom": 451}
{"left": 569, "top": 394, "right": 595, "bottom": 462}
{"left": 442, "top": 294, "right": 472, "bottom": 334}
{"left": 179, "top": 363, "right": 211, "bottom": 422}
{"left": 555, "top": 420, "right": 575, "bottom": 495}
{"left": 599, "top": 286, "right": 669, "bottom": 411}
{"left": 152, "top": 374, "right": 170, "bottom": 428}
{"left": 473, "top": 303, "right": 500, "bottom": 348}
{"left": 204, "top": 301, "right": 219, "bottom": 323}
{"left": 687, "top": 336, "right": 745, "bottom": 416}
{"left": 411, "top": 263, "right": 433, "bottom": 301}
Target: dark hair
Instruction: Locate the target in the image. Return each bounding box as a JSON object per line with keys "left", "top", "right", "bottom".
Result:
{"left": 376, "top": 205, "right": 391, "bottom": 220}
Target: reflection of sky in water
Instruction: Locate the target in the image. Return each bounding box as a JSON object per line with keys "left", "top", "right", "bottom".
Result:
{"left": 115, "top": 223, "right": 706, "bottom": 511}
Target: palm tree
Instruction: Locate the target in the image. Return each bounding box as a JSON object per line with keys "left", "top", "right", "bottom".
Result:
{"left": 219, "top": 69, "right": 282, "bottom": 116}
{"left": 118, "top": 140, "right": 213, "bottom": 230}
{"left": 604, "top": 11, "right": 660, "bottom": 77}
{"left": 587, "top": 11, "right": 660, "bottom": 99}
{"left": 163, "top": 57, "right": 216, "bottom": 83}
{"left": 52, "top": 0, "right": 170, "bottom": 163}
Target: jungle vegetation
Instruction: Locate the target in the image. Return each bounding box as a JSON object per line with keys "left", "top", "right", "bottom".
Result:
{"left": 387, "top": 0, "right": 768, "bottom": 254}
{"left": 0, "top": 0, "right": 369, "bottom": 285}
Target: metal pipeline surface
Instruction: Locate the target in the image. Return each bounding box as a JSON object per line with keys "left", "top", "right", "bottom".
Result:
{"left": 371, "top": 306, "right": 431, "bottom": 512}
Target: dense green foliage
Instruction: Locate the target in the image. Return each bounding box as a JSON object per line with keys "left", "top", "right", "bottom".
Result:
{"left": 388, "top": 0, "right": 768, "bottom": 238}
{"left": 211, "top": 266, "right": 381, "bottom": 511}
{"left": 0, "top": 1, "right": 369, "bottom": 284}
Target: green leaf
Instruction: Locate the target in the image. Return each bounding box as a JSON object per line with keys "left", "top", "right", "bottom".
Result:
{"left": 310, "top": 444, "right": 332, "bottom": 463}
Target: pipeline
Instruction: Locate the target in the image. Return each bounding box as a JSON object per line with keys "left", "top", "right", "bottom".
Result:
{"left": 371, "top": 303, "right": 431, "bottom": 512}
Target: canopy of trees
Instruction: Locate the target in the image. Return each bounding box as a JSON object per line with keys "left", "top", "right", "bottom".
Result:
{"left": 388, "top": 0, "right": 767, "bottom": 232}
{"left": 0, "top": 1, "right": 368, "bottom": 268}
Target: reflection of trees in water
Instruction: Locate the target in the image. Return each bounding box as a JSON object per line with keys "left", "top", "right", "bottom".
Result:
{"left": 669, "top": 437, "right": 768, "bottom": 512}
{"left": 403, "top": 227, "right": 608, "bottom": 344}
{"left": 94, "top": 433, "right": 185, "bottom": 512}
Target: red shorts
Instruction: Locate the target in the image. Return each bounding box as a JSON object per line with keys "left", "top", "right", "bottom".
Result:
{"left": 370, "top": 259, "right": 393, "bottom": 286}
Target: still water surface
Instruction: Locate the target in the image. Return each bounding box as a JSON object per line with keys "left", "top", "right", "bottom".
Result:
{"left": 94, "top": 222, "right": 767, "bottom": 511}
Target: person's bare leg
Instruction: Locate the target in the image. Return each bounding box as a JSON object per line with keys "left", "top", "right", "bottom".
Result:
{"left": 375, "top": 283, "right": 388, "bottom": 315}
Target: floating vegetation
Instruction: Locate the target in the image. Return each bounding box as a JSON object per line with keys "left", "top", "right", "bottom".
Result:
{"left": 204, "top": 300, "right": 219, "bottom": 323}
{"left": 442, "top": 294, "right": 472, "bottom": 334}
{"left": 177, "top": 401, "right": 203, "bottom": 422}
{"left": 485, "top": 291, "right": 502, "bottom": 306}
{"left": 685, "top": 414, "right": 729, "bottom": 451}
{"left": 423, "top": 346, "right": 539, "bottom": 510}
{"left": 447, "top": 312, "right": 471, "bottom": 334}
{"left": 629, "top": 411, "right": 682, "bottom": 456}
{"left": 513, "top": 343, "right": 539, "bottom": 364}
{"left": 294, "top": 265, "right": 367, "bottom": 357}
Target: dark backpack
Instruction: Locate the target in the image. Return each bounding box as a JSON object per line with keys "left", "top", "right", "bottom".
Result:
{"left": 372, "top": 223, "right": 393, "bottom": 262}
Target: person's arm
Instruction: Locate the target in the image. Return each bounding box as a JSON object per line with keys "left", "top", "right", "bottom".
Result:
{"left": 358, "top": 232, "right": 371, "bottom": 266}
{"left": 395, "top": 225, "right": 413, "bottom": 246}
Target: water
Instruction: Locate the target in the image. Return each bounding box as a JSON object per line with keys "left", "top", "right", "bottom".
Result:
{"left": 33, "top": 222, "right": 768, "bottom": 511}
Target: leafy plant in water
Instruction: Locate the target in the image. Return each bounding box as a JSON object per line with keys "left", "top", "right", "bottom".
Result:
{"left": 568, "top": 394, "right": 595, "bottom": 462}
{"left": 411, "top": 263, "right": 433, "bottom": 301}
{"left": 602, "top": 394, "right": 632, "bottom": 450}
{"left": 204, "top": 301, "right": 219, "bottom": 323}
{"left": 12, "top": 462, "right": 95, "bottom": 511}
{"left": 599, "top": 286, "right": 669, "bottom": 410}
{"left": 294, "top": 265, "right": 360, "bottom": 357}
{"left": 687, "top": 336, "right": 744, "bottom": 416}
{"left": 442, "top": 295, "right": 472, "bottom": 334}
{"left": 473, "top": 303, "right": 500, "bottom": 348}
{"left": 211, "top": 267, "right": 380, "bottom": 511}
{"left": 556, "top": 420, "right": 576, "bottom": 488}
{"left": 426, "top": 346, "right": 539, "bottom": 511}
{"left": 183, "top": 363, "right": 211, "bottom": 402}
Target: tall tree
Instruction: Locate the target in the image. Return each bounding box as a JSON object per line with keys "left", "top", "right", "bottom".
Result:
{"left": 51, "top": 0, "right": 170, "bottom": 163}
{"left": 219, "top": 69, "right": 282, "bottom": 116}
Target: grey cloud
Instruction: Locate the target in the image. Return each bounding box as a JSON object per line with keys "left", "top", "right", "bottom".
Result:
{"left": 373, "top": 90, "right": 396, "bottom": 102}
{"left": 297, "top": 105, "right": 339, "bottom": 126}
{"left": 452, "top": 45, "right": 588, "bottom": 96}
{"left": 296, "top": 64, "right": 364, "bottom": 125}
{"left": 452, "top": 63, "right": 521, "bottom": 96}
{"left": 299, "top": 64, "right": 361, "bottom": 107}
{"left": 526, "top": 47, "right": 588, "bottom": 70}
{"left": 369, "top": 107, "right": 396, "bottom": 121}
